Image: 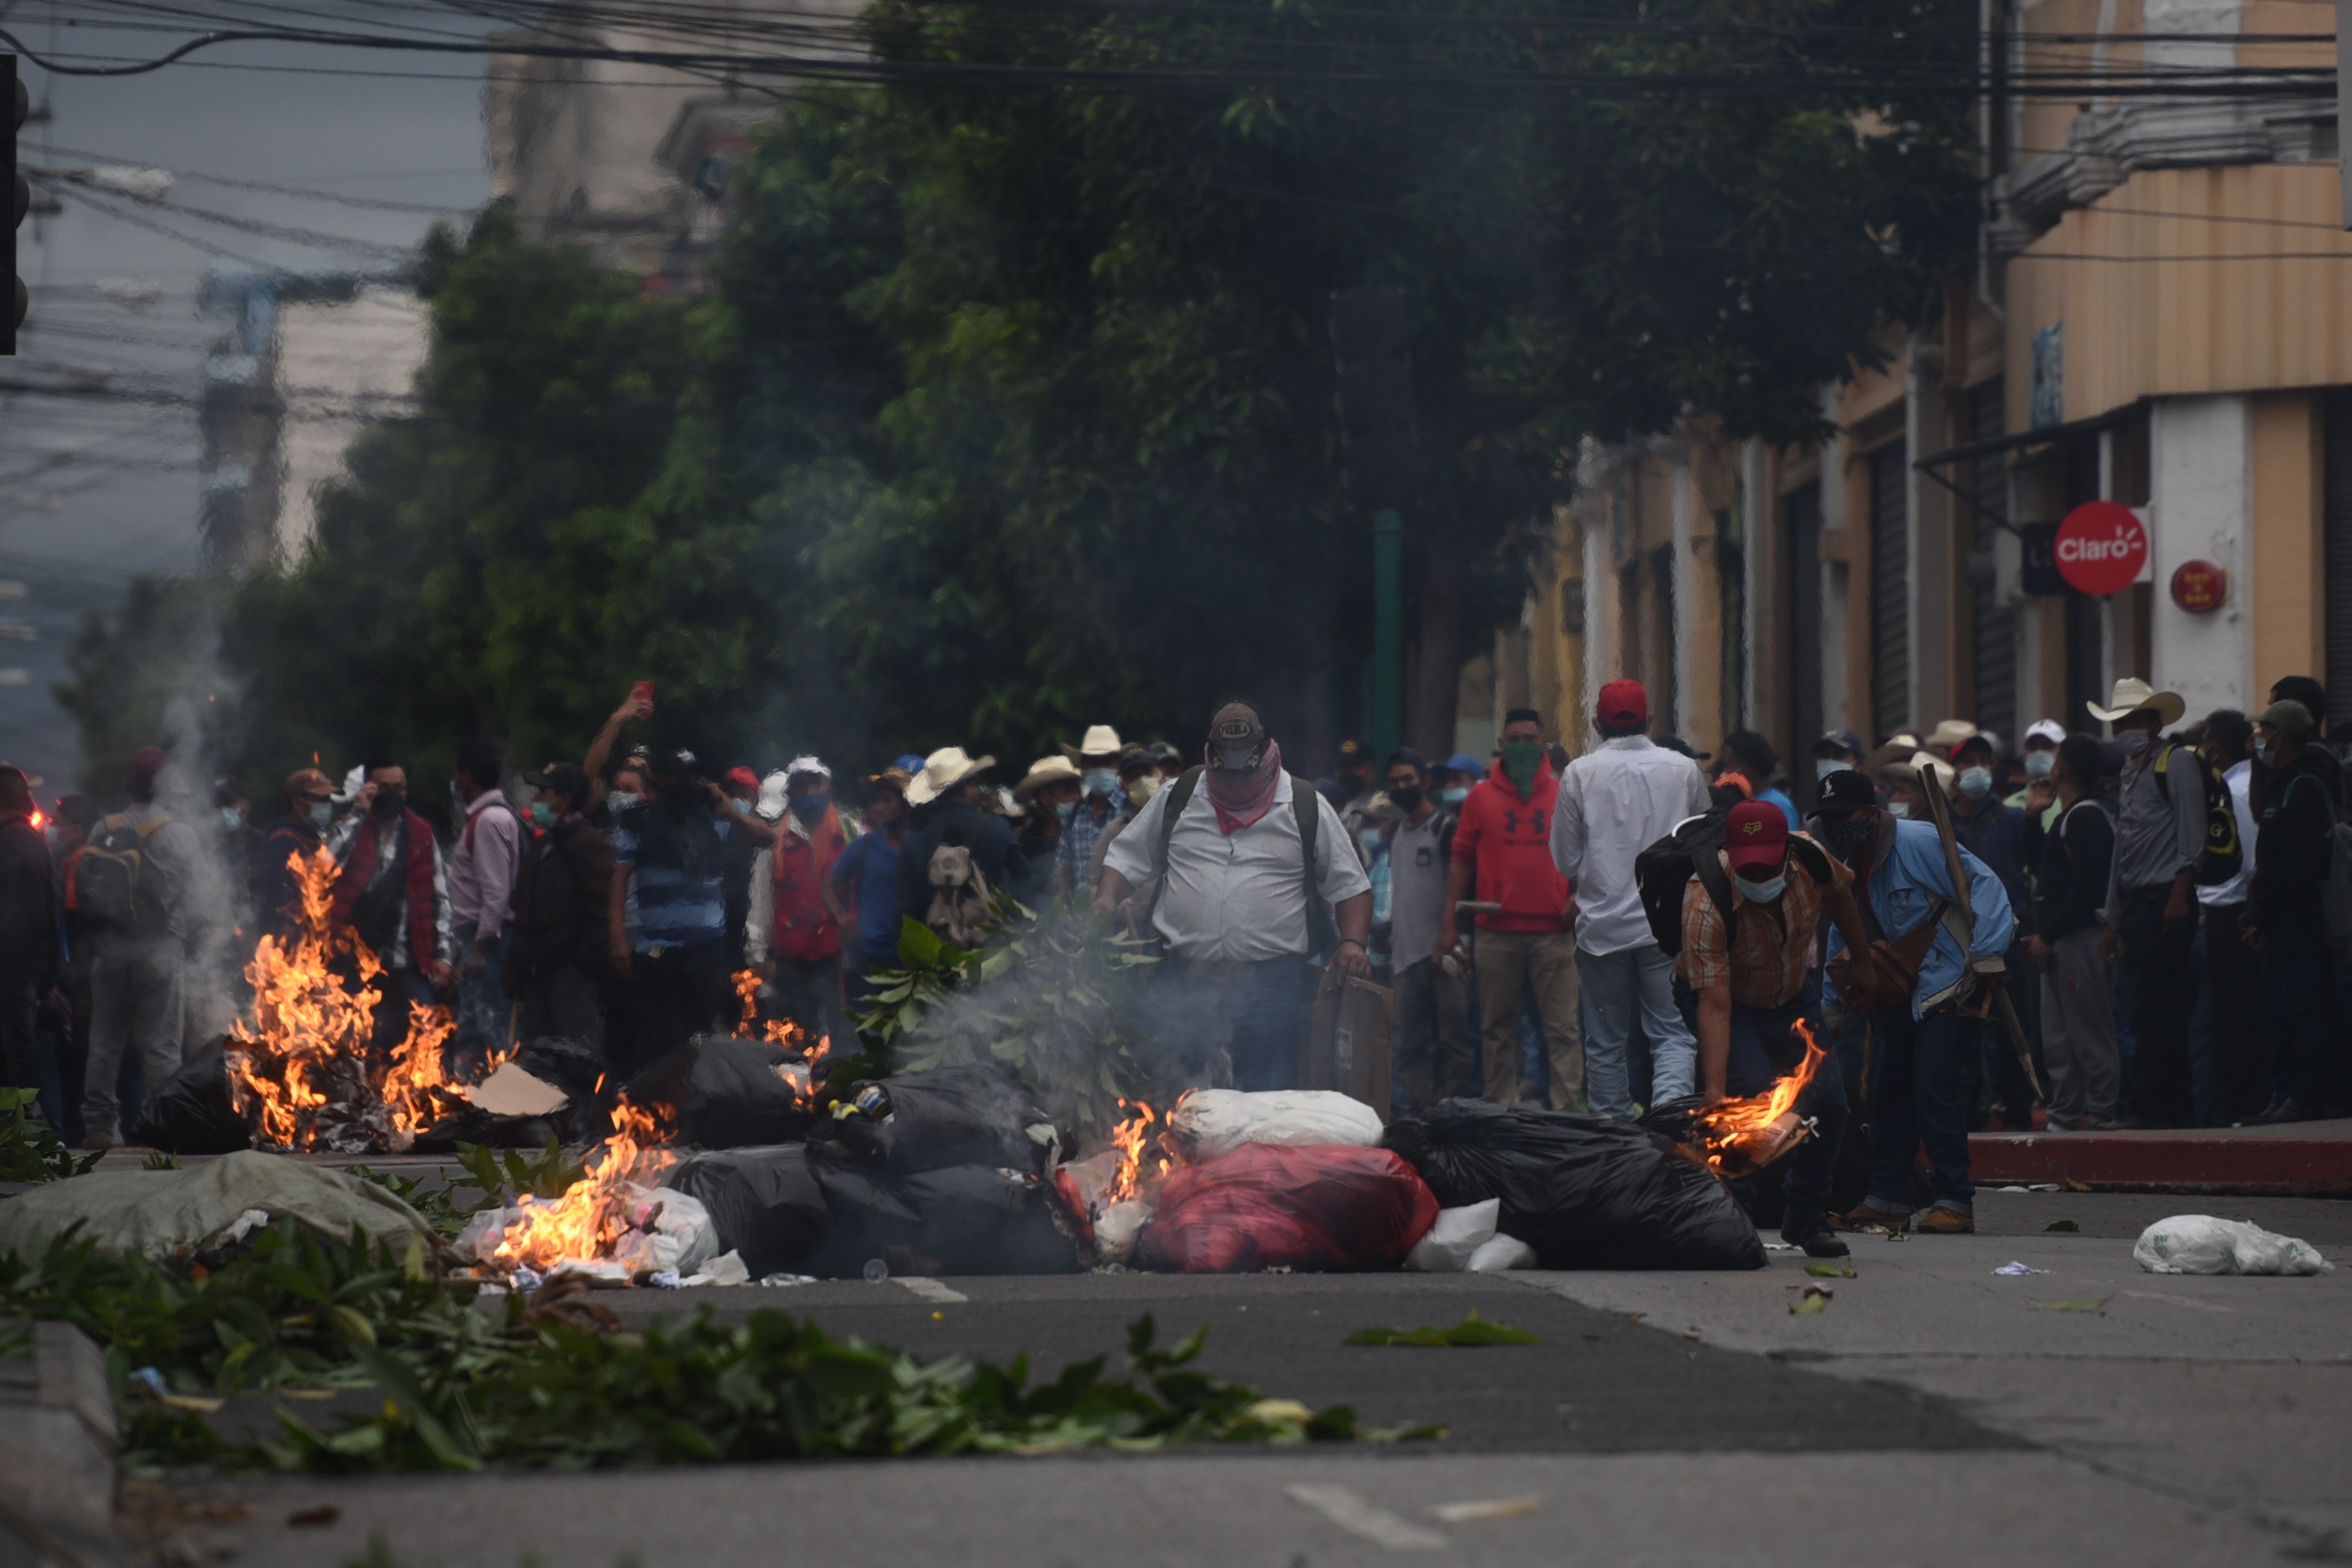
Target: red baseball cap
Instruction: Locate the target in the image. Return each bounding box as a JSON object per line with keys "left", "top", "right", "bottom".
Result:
{"left": 1723, "top": 800, "right": 1790, "bottom": 871}
{"left": 1597, "top": 679, "right": 1649, "bottom": 728}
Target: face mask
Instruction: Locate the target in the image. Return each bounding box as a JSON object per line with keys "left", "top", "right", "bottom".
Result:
{"left": 1886, "top": 801, "right": 1911, "bottom": 819}
{"left": 2116, "top": 730, "right": 2151, "bottom": 758}
{"left": 1056, "top": 799, "right": 1077, "bottom": 826}
{"left": 1737, "top": 873, "right": 1787, "bottom": 903}
{"left": 1126, "top": 776, "right": 1162, "bottom": 808}
{"left": 2023, "top": 751, "right": 2054, "bottom": 780}
{"left": 370, "top": 789, "right": 405, "bottom": 820}
{"left": 1815, "top": 759, "right": 1852, "bottom": 782}
{"left": 789, "top": 795, "right": 830, "bottom": 824}
{"left": 1213, "top": 745, "right": 1258, "bottom": 772}
{"left": 607, "top": 791, "right": 641, "bottom": 813}
{"left": 2255, "top": 739, "right": 2276, "bottom": 768}
{"left": 1440, "top": 786, "right": 1469, "bottom": 806}
{"left": 1389, "top": 785, "right": 1423, "bottom": 813}
{"left": 1500, "top": 740, "right": 1544, "bottom": 797}
{"left": 307, "top": 801, "right": 333, "bottom": 831}
{"left": 219, "top": 808, "right": 244, "bottom": 832}
{"left": 1820, "top": 817, "right": 1872, "bottom": 863}
{"left": 529, "top": 801, "right": 558, "bottom": 828}
{"left": 1083, "top": 768, "right": 1119, "bottom": 799}
{"left": 1958, "top": 767, "right": 1993, "bottom": 800}
{"left": 1359, "top": 829, "right": 1385, "bottom": 853}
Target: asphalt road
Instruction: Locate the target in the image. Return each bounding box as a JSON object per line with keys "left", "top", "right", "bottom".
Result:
{"left": 134, "top": 1193, "right": 2352, "bottom": 1568}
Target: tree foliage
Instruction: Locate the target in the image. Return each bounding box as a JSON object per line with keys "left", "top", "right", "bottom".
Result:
{"left": 58, "top": 0, "right": 1976, "bottom": 791}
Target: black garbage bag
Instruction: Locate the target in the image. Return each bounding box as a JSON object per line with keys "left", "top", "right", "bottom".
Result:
{"left": 409, "top": 1106, "right": 557, "bottom": 1152}
{"left": 624, "top": 1036, "right": 814, "bottom": 1149}
{"left": 1382, "top": 1098, "right": 1765, "bottom": 1270}
{"left": 806, "top": 1064, "right": 1060, "bottom": 1177}
{"left": 806, "top": 1153, "right": 1083, "bottom": 1277}
{"left": 667, "top": 1145, "right": 831, "bottom": 1279}
{"left": 512, "top": 1035, "right": 607, "bottom": 1104}
{"left": 130, "top": 1036, "right": 252, "bottom": 1154}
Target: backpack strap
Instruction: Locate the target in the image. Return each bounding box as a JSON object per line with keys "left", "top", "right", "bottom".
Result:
{"left": 1289, "top": 773, "right": 1340, "bottom": 958}
{"left": 1156, "top": 765, "right": 1203, "bottom": 872}
{"left": 134, "top": 813, "right": 167, "bottom": 840}
{"left": 1690, "top": 847, "right": 1738, "bottom": 939}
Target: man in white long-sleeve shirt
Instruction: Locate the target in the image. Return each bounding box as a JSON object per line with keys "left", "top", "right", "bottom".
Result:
{"left": 1549, "top": 679, "right": 1711, "bottom": 1117}
{"left": 448, "top": 737, "right": 522, "bottom": 1071}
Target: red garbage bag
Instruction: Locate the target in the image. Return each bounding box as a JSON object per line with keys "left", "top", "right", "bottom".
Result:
{"left": 1134, "top": 1144, "right": 1440, "bottom": 1273}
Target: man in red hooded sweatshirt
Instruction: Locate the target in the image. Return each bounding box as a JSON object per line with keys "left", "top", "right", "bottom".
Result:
{"left": 1436, "top": 708, "right": 1582, "bottom": 1108}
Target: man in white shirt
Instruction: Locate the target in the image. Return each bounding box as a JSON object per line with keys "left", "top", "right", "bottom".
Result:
{"left": 1098, "top": 702, "right": 1371, "bottom": 1091}
{"left": 2192, "top": 709, "right": 2264, "bottom": 1122}
{"left": 1549, "top": 678, "right": 1711, "bottom": 1117}
{"left": 449, "top": 737, "right": 523, "bottom": 1074}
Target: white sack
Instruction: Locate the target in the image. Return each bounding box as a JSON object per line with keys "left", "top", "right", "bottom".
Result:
{"left": 1466, "top": 1233, "right": 1538, "bottom": 1272}
{"left": 1404, "top": 1199, "right": 1500, "bottom": 1272}
{"left": 1165, "top": 1089, "right": 1383, "bottom": 1163}
{"left": 2133, "top": 1215, "right": 2333, "bottom": 1276}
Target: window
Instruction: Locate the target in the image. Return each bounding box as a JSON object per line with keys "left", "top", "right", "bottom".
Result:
{"left": 1869, "top": 443, "right": 1910, "bottom": 744}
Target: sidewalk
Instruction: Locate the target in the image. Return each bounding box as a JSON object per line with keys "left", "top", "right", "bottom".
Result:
{"left": 1970, "top": 1117, "right": 2352, "bottom": 1194}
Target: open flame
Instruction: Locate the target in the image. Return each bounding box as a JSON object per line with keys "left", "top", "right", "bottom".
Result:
{"left": 731, "top": 968, "right": 832, "bottom": 1097}
{"left": 488, "top": 1098, "right": 676, "bottom": 1273}
{"left": 1686, "top": 1019, "right": 1827, "bottom": 1176}
{"left": 1107, "top": 1098, "right": 1169, "bottom": 1205}
{"left": 227, "top": 847, "right": 493, "bottom": 1152}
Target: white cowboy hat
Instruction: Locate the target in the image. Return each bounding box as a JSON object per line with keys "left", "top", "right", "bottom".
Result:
{"left": 904, "top": 746, "right": 995, "bottom": 806}
{"left": 1059, "top": 724, "right": 1125, "bottom": 761}
{"left": 1013, "top": 755, "right": 1082, "bottom": 801}
{"left": 755, "top": 770, "right": 791, "bottom": 821}
{"left": 2085, "top": 678, "right": 2186, "bottom": 727}
{"left": 1923, "top": 718, "right": 1979, "bottom": 754}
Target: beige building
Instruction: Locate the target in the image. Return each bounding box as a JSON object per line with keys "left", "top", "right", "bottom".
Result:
{"left": 1483, "top": 0, "right": 2352, "bottom": 798}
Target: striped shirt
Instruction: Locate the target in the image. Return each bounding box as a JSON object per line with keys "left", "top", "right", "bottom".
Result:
{"left": 612, "top": 815, "right": 733, "bottom": 950}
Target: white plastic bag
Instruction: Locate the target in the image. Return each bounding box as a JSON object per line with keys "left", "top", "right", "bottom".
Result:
{"left": 1404, "top": 1199, "right": 1500, "bottom": 1271}
{"left": 1164, "top": 1089, "right": 1383, "bottom": 1163}
{"left": 2133, "top": 1215, "right": 2333, "bottom": 1276}
{"left": 1093, "top": 1199, "right": 1153, "bottom": 1264}
{"left": 1466, "top": 1233, "right": 1538, "bottom": 1272}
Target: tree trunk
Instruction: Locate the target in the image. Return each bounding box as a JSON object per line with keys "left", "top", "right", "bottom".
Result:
{"left": 1410, "top": 543, "right": 1465, "bottom": 760}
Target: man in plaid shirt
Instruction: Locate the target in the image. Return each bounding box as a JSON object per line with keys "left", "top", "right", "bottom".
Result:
{"left": 1677, "top": 799, "right": 1876, "bottom": 1258}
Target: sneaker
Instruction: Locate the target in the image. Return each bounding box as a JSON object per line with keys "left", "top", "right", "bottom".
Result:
{"left": 2255, "top": 1098, "right": 2326, "bottom": 1125}
{"left": 1828, "top": 1202, "right": 1910, "bottom": 1235}
{"left": 1780, "top": 1221, "right": 1851, "bottom": 1258}
{"left": 1915, "top": 1206, "right": 1976, "bottom": 1235}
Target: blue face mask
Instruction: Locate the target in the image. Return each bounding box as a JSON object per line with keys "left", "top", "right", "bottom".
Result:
{"left": 2023, "top": 751, "right": 2054, "bottom": 780}
{"left": 219, "top": 807, "right": 244, "bottom": 832}
{"left": 1815, "top": 759, "right": 1853, "bottom": 782}
{"left": 1958, "top": 766, "right": 1993, "bottom": 800}
{"left": 1737, "top": 873, "right": 1787, "bottom": 902}
{"left": 1083, "top": 768, "right": 1120, "bottom": 799}
{"left": 307, "top": 801, "right": 333, "bottom": 831}
{"left": 1439, "top": 786, "right": 1469, "bottom": 806}
{"left": 529, "top": 801, "right": 557, "bottom": 828}
{"left": 789, "top": 795, "right": 830, "bottom": 824}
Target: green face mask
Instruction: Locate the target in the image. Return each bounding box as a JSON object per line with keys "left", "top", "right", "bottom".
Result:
{"left": 1500, "top": 740, "right": 1544, "bottom": 798}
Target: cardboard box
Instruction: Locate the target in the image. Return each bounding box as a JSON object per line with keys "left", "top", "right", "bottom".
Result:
{"left": 1303, "top": 969, "right": 1392, "bottom": 1122}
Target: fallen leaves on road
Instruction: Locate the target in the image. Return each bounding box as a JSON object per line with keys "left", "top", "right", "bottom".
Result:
{"left": 1344, "top": 1310, "right": 1541, "bottom": 1347}
{"left": 1803, "top": 1260, "right": 1857, "bottom": 1278}
{"left": 1790, "top": 1284, "right": 1832, "bottom": 1315}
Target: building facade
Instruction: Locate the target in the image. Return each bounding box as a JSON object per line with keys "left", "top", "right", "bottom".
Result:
{"left": 1486, "top": 0, "right": 2352, "bottom": 800}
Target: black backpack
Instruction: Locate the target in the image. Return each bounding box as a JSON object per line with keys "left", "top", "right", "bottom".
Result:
{"left": 1634, "top": 808, "right": 1833, "bottom": 958}
{"left": 74, "top": 812, "right": 170, "bottom": 936}
{"left": 2152, "top": 742, "right": 2244, "bottom": 887}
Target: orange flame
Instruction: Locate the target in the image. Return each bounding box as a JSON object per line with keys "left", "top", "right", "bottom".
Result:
{"left": 226, "top": 846, "right": 497, "bottom": 1151}
{"left": 730, "top": 967, "right": 820, "bottom": 1074}
{"left": 1688, "top": 1019, "right": 1827, "bottom": 1175}
{"left": 488, "top": 1098, "right": 677, "bottom": 1272}
{"left": 1107, "top": 1098, "right": 1169, "bottom": 1205}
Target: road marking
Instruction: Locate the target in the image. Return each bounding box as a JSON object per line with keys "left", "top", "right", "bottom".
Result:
{"left": 893, "top": 1278, "right": 968, "bottom": 1304}
{"left": 1285, "top": 1484, "right": 1449, "bottom": 1551}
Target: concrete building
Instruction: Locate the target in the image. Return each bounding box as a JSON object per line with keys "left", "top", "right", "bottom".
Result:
{"left": 1483, "top": 0, "right": 2352, "bottom": 803}
{"left": 196, "top": 264, "right": 427, "bottom": 566}
{"left": 483, "top": 0, "right": 862, "bottom": 290}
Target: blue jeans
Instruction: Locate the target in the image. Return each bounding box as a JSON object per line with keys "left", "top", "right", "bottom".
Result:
{"left": 452, "top": 923, "right": 513, "bottom": 1075}
{"left": 1143, "top": 958, "right": 1312, "bottom": 1092}
{"left": 1725, "top": 980, "right": 1848, "bottom": 1229}
{"left": 1867, "top": 1002, "right": 1974, "bottom": 1212}
{"left": 1576, "top": 943, "right": 1695, "bottom": 1119}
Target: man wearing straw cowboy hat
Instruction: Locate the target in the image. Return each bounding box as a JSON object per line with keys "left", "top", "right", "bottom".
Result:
{"left": 1055, "top": 725, "right": 1128, "bottom": 906}
{"left": 896, "top": 747, "right": 1028, "bottom": 921}
{"left": 2089, "top": 677, "right": 2201, "bottom": 1128}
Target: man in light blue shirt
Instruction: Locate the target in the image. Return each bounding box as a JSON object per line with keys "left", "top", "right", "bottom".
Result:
{"left": 1812, "top": 767, "right": 2014, "bottom": 1236}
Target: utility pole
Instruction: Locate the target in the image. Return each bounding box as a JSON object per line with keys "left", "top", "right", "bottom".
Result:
{"left": 1328, "top": 284, "right": 1417, "bottom": 764}
{"left": 8, "top": 56, "right": 26, "bottom": 354}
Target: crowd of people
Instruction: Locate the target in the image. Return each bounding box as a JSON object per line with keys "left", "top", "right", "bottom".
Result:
{"left": 2, "top": 672, "right": 2345, "bottom": 1252}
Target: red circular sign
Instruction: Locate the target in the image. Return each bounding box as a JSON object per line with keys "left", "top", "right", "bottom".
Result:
{"left": 2170, "top": 559, "right": 2227, "bottom": 613}
{"left": 2054, "top": 501, "right": 2148, "bottom": 596}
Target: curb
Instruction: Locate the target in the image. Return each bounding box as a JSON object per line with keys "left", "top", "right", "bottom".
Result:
{"left": 1970, "top": 1133, "right": 2352, "bottom": 1195}
{"left": 0, "top": 1322, "right": 121, "bottom": 1568}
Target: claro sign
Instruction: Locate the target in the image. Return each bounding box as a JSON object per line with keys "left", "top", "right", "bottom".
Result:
{"left": 2053, "top": 500, "right": 2149, "bottom": 598}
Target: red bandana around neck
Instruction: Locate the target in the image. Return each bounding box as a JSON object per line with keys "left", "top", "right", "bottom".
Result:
{"left": 1204, "top": 739, "right": 1284, "bottom": 834}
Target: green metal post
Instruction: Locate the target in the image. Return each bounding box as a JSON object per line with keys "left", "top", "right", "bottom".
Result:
{"left": 1373, "top": 507, "right": 1403, "bottom": 762}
